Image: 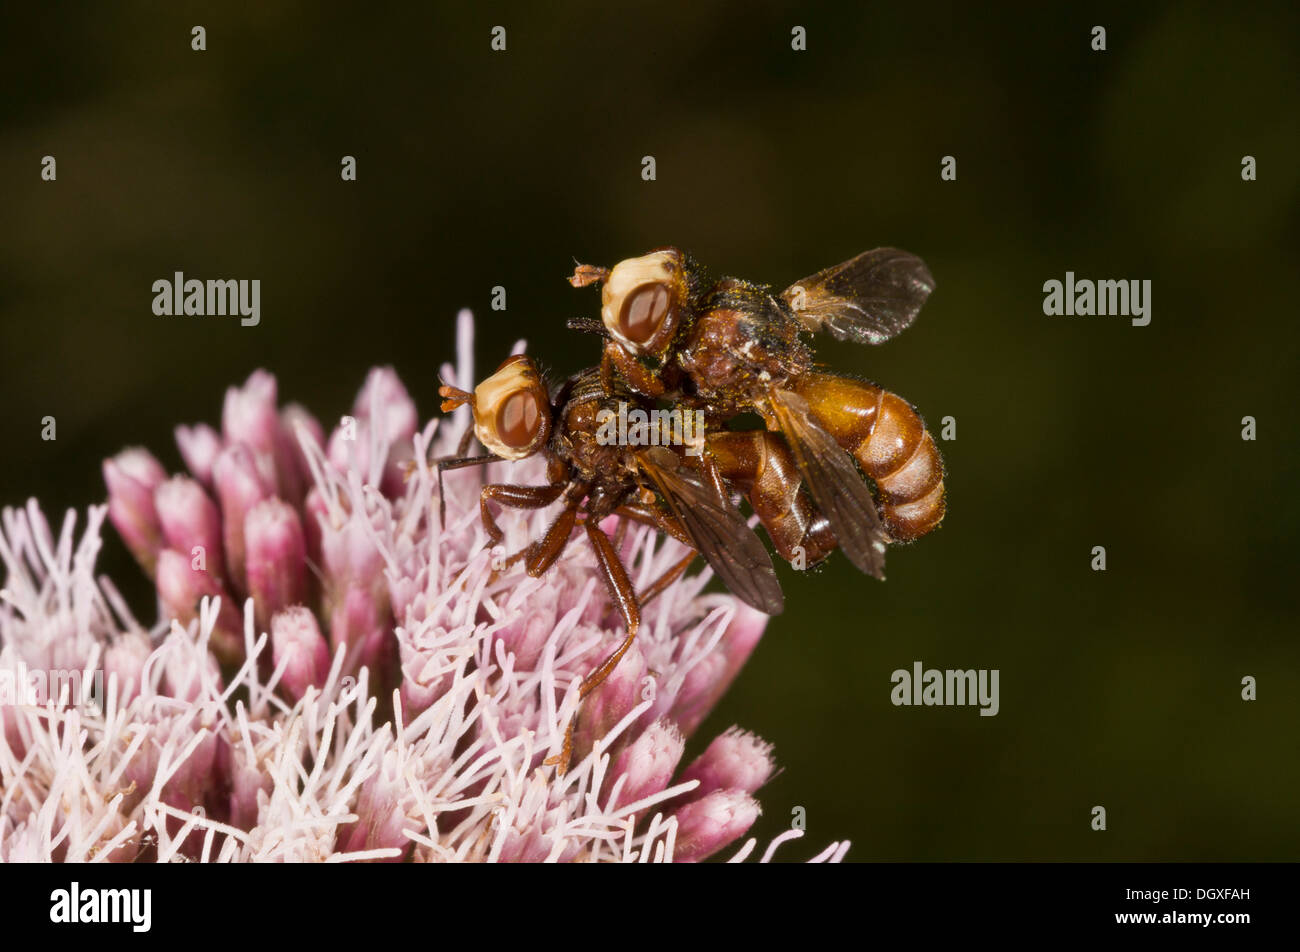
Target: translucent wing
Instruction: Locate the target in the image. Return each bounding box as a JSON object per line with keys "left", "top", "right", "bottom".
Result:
{"left": 637, "top": 446, "right": 785, "bottom": 615}
{"left": 781, "top": 248, "right": 935, "bottom": 345}
{"left": 769, "top": 389, "right": 888, "bottom": 579}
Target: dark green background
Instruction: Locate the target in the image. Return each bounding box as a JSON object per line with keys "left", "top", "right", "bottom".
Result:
{"left": 2, "top": 3, "right": 1297, "bottom": 859}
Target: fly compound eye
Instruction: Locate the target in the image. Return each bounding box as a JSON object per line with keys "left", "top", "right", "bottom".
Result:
{"left": 601, "top": 250, "right": 683, "bottom": 355}
{"left": 618, "top": 283, "right": 672, "bottom": 345}
{"left": 496, "top": 389, "right": 542, "bottom": 450}
{"left": 472, "top": 356, "right": 551, "bottom": 459}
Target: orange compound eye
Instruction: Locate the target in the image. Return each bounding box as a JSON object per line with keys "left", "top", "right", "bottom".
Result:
{"left": 471, "top": 355, "right": 552, "bottom": 460}
{"left": 496, "top": 389, "right": 542, "bottom": 450}
{"left": 618, "top": 283, "right": 672, "bottom": 345}
{"left": 601, "top": 249, "right": 684, "bottom": 356}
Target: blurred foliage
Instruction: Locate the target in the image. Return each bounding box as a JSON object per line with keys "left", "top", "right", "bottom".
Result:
{"left": 1, "top": 2, "right": 1297, "bottom": 859}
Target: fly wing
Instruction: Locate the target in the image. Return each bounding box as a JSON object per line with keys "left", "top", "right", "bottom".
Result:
{"left": 781, "top": 248, "right": 934, "bottom": 345}
{"left": 637, "top": 446, "right": 785, "bottom": 615}
{"left": 769, "top": 389, "right": 888, "bottom": 579}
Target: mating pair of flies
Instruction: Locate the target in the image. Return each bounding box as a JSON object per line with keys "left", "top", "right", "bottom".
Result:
{"left": 437, "top": 247, "right": 946, "bottom": 772}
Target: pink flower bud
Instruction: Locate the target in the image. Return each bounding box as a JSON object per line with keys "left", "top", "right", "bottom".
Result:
{"left": 608, "top": 718, "right": 684, "bottom": 813}
{"left": 358, "top": 626, "right": 395, "bottom": 689}
{"left": 160, "top": 725, "right": 220, "bottom": 855}
{"left": 328, "top": 417, "right": 374, "bottom": 481}
{"left": 671, "top": 789, "right": 760, "bottom": 863}
{"left": 321, "top": 514, "right": 384, "bottom": 591}
{"left": 669, "top": 603, "right": 768, "bottom": 736}
{"left": 154, "top": 476, "right": 226, "bottom": 588}
{"left": 494, "top": 824, "right": 583, "bottom": 863}
{"left": 271, "top": 607, "right": 330, "bottom": 702}
{"left": 225, "top": 739, "right": 271, "bottom": 830}
{"left": 1, "top": 704, "right": 27, "bottom": 759}
{"left": 161, "top": 639, "right": 223, "bottom": 702}
{"left": 103, "top": 631, "right": 153, "bottom": 706}
{"left": 103, "top": 448, "right": 168, "bottom": 574}
{"left": 495, "top": 594, "right": 555, "bottom": 671}
{"left": 354, "top": 367, "right": 418, "bottom": 446}
{"left": 398, "top": 638, "right": 453, "bottom": 719}
{"left": 496, "top": 826, "right": 554, "bottom": 863}
{"left": 574, "top": 637, "right": 647, "bottom": 763}
{"left": 658, "top": 649, "right": 723, "bottom": 735}
{"left": 677, "top": 727, "right": 774, "bottom": 799}
{"left": 387, "top": 571, "right": 424, "bottom": 624}
{"left": 353, "top": 367, "right": 418, "bottom": 498}
{"left": 212, "top": 444, "right": 271, "bottom": 595}
{"left": 163, "top": 725, "right": 218, "bottom": 812}
{"left": 245, "top": 499, "right": 306, "bottom": 629}
{"left": 154, "top": 549, "right": 242, "bottom": 665}
{"left": 330, "top": 585, "right": 390, "bottom": 673}
{"left": 282, "top": 403, "right": 324, "bottom": 455}
{"left": 720, "top": 603, "right": 767, "bottom": 672}
{"left": 120, "top": 732, "right": 160, "bottom": 814}
{"left": 302, "top": 487, "right": 328, "bottom": 569}
{"left": 175, "top": 423, "right": 222, "bottom": 488}
{"left": 93, "top": 811, "right": 138, "bottom": 863}
{"left": 222, "top": 370, "right": 280, "bottom": 489}
{"left": 278, "top": 403, "right": 323, "bottom": 506}
{"left": 336, "top": 750, "right": 412, "bottom": 860}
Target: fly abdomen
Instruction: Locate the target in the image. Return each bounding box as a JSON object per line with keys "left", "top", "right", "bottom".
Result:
{"left": 791, "top": 372, "right": 945, "bottom": 541}
{"left": 708, "top": 430, "right": 836, "bottom": 567}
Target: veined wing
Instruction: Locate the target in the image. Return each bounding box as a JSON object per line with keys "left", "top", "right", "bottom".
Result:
{"left": 769, "top": 388, "right": 888, "bottom": 579}
{"left": 781, "top": 248, "right": 934, "bottom": 345}
{"left": 636, "top": 446, "right": 785, "bottom": 615}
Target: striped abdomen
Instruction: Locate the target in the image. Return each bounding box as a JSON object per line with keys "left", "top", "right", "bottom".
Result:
{"left": 707, "top": 430, "right": 837, "bottom": 567}
{"left": 788, "top": 372, "right": 945, "bottom": 541}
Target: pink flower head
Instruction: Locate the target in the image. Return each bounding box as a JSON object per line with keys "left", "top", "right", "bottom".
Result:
{"left": 0, "top": 312, "right": 848, "bottom": 863}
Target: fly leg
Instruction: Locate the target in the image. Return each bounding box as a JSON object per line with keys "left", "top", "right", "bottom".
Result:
{"left": 432, "top": 454, "right": 497, "bottom": 529}
{"left": 479, "top": 483, "right": 565, "bottom": 548}
{"left": 405, "top": 426, "right": 480, "bottom": 525}
{"left": 544, "top": 519, "right": 642, "bottom": 776}
{"left": 611, "top": 502, "right": 699, "bottom": 608}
